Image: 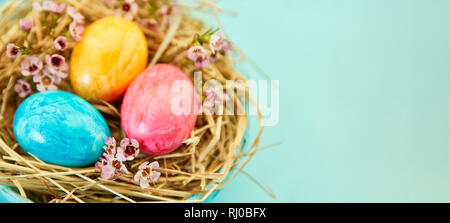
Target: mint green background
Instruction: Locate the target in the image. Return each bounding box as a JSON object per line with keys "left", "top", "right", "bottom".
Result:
{"left": 2, "top": 0, "right": 450, "bottom": 203}
{"left": 211, "top": 0, "right": 450, "bottom": 202}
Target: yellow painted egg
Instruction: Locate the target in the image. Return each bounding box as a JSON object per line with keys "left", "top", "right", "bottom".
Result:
{"left": 70, "top": 16, "right": 148, "bottom": 102}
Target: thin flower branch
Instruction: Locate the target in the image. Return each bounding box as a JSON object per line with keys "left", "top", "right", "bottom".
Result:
{"left": 186, "top": 29, "right": 232, "bottom": 70}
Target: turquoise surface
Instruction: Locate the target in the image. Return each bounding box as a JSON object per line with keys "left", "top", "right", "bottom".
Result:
{"left": 0, "top": 186, "right": 32, "bottom": 203}
{"left": 210, "top": 0, "right": 450, "bottom": 202}
{"left": 13, "top": 91, "right": 110, "bottom": 168}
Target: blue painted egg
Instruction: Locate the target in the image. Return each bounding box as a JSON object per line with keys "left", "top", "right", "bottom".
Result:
{"left": 13, "top": 91, "right": 110, "bottom": 167}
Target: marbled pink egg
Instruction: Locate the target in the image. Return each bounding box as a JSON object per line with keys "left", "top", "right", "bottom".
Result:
{"left": 121, "top": 64, "right": 198, "bottom": 155}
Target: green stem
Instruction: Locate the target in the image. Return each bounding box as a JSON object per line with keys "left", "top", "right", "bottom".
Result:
{"left": 50, "top": 14, "right": 59, "bottom": 36}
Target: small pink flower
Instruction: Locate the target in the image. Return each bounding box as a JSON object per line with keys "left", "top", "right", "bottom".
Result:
{"left": 111, "top": 158, "right": 130, "bottom": 176}
{"left": 195, "top": 58, "right": 211, "bottom": 69}
{"left": 96, "top": 157, "right": 130, "bottom": 180}
{"left": 55, "top": 3, "right": 66, "bottom": 13}
{"left": 202, "top": 100, "right": 214, "bottom": 111}
{"left": 95, "top": 157, "right": 114, "bottom": 180}
{"left": 19, "top": 19, "right": 33, "bottom": 31}
{"left": 66, "top": 6, "right": 85, "bottom": 24}
{"left": 117, "top": 138, "right": 139, "bottom": 161}
{"left": 14, "top": 79, "right": 32, "bottom": 98}
{"left": 66, "top": 7, "right": 85, "bottom": 42}
{"left": 104, "top": 137, "right": 117, "bottom": 147}
{"left": 221, "top": 40, "right": 232, "bottom": 52}
{"left": 32, "top": 2, "right": 42, "bottom": 11}
{"left": 186, "top": 46, "right": 212, "bottom": 69}
{"left": 186, "top": 46, "right": 206, "bottom": 62}
{"left": 115, "top": 0, "right": 138, "bottom": 20}
{"left": 203, "top": 87, "right": 230, "bottom": 111}
{"left": 44, "top": 1, "right": 66, "bottom": 13}
{"left": 45, "top": 54, "right": 68, "bottom": 70}
{"left": 157, "top": 2, "right": 182, "bottom": 25}
{"left": 34, "top": 67, "right": 59, "bottom": 92}
{"left": 134, "top": 161, "right": 160, "bottom": 189}
{"left": 209, "top": 31, "right": 223, "bottom": 54}
{"left": 21, "top": 56, "right": 43, "bottom": 77}
{"left": 101, "top": 0, "right": 117, "bottom": 8}
{"left": 140, "top": 18, "right": 160, "bottom": 33}
{"left": 54, "top": 36, "right": 68, "bottom": 51}
{"left": 69, "top": 21, "right": 85, "bottom": 42}
{"left": 209, "top": 30, "right": 232, "bottom": 54}
{"left": 102, "top": 137, "right": 117, "bottom": 160}
{"left": 205, "top": 87, "right": 230, "bottom": 102}
{"left": 95, "top": 157, "right": 108, "bottom": 169}
{"left": 100, "top": 164, "right": 115, "bottom": 180}
{"left": 6, "top": 43, "right": 20, "bottom": 58}
{"left": 45, "top": 54, "right": 68, "bottom": 78}
{"left": 209, "top": 54, "right": 217, "bottom": 64}
{"left": 34, "top": 1, "right": 66, "bottom": 13}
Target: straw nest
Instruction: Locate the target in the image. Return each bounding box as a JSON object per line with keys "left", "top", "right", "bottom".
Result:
{"left": 0, "top": 0, "right": 264, "bottom": 203}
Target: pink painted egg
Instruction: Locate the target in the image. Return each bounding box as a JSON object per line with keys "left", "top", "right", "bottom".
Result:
{"left": 121, "top": 64, "right": 198, "bottom": 155}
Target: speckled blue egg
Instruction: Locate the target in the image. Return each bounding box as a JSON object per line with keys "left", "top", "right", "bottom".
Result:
{"left": 13, "top": 91, "right": 110, "bottom": 168}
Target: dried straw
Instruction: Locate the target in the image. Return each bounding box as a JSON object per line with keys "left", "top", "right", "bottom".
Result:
{"left": 0, "top": 0, "right": 264, "bottom": 203}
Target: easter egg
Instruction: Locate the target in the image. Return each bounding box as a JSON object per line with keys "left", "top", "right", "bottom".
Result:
{"left": 121, "top": 64, "right": 198, "bottom": 155}
{"left": 13, "top": 91, "right": 110, "bottom": 167}
{"left": 70, "top": 16, "right": 148, "bottom": 102}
